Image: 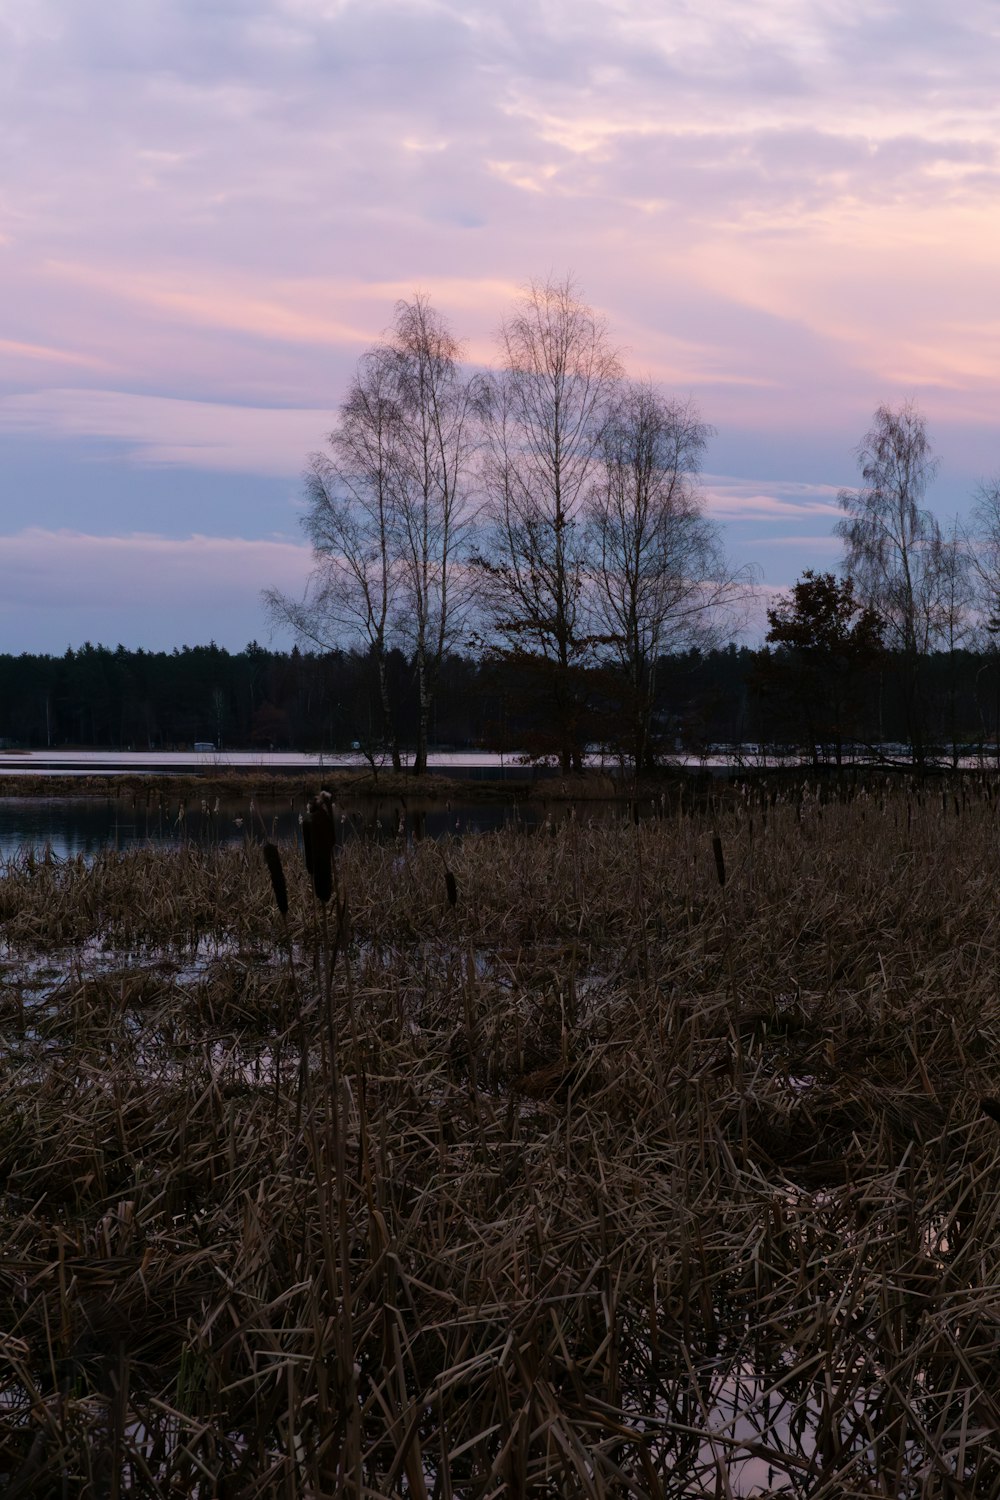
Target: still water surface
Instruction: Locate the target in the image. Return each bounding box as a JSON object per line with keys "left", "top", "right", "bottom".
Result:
{"left": 0, "top": 795, "right": 586, "bottom": 859}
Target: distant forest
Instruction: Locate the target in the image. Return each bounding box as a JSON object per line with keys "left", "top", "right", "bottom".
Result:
{"left": 4, "top": 639, "right": 1000, "bottom": 767}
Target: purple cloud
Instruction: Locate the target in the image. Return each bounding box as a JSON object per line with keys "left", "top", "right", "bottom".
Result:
{"left": 3, "top": 0, "right": 1000, "bottom": 647}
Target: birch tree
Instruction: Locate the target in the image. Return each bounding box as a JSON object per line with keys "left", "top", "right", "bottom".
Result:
{"left": 835, "top": 401, "right": 943, "bottom": 654}
{"left": 969, "top": 478, "right": 1000, "bottom": 633}
{"left": 475, "top": 276, "right": 622, "bottom": 772}
{"left": 586, "top": 381, "right": 747, "bottom": 769}
{"left": 265, "top": 344, "right": 404, "bottom": 767}
{"left": 835, "top": 401, "right": 945, "bottom": 765}
{"left": 389, "top": 295, "right": 481, "bottom": 774}
{"left": 266, "top": 296, "right": 478, "bottom": 773}
{"left": 964, "top": 481, "right": 1000, "bottom": 753}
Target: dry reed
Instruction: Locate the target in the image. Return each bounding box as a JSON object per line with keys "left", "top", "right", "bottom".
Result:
{"left": 1, "top": 779, "right": 1000, "bottom": 1494}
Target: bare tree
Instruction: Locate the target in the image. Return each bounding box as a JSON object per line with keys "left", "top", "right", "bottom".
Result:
{"left": 968, "top": 478, "right": 1000, "bottom": 633}
{"left": 965, "top": 479, "right": 1000, "bottom": 756}
{"left": 475, "top": 276, "right": 623, "bottom": 772}
{"left": 938, "top": 521, "right": 974, "bottom": 646}
{"left": 936, "top": 519, "right": 975, "bottom": 765}
{"left": 835, "top": 400, "right": 945, "bottom": 764}
{"left": 389, "top": 295, "right": 482, "bottom": 774}
{"left": 586, "top": 381, "right": 749, "bottom": 769}
{"left": 266, "top": 296, "right": 478, "bottom": 773}
{"left": 835, "top": 402, "right": 944, "bottom": 653}
{"left": 265, "top": 344, "right": 404, "bottom": 767}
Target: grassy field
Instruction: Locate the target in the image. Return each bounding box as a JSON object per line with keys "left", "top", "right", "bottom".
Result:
{"left": 2, "top": 779, "right": 1000, "bottom": 1496}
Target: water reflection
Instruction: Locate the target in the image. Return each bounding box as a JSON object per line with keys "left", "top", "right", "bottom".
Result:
{"left": 0, "top": 795, "right": 627, "bottom": 859}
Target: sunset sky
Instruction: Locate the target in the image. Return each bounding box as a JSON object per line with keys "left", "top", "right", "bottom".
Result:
{"left": 3, "top": 0, "right": 1000, "bottom": 653}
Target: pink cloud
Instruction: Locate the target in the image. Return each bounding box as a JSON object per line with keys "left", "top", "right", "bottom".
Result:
{"left": 0, "top": 389, "right": 329, "bottom": 474}
{"left": 744, "top": 534, "right": 841, "bottom": 549}
{"left": 2, "top": 0, "right": 999, "bottom": 652}
{"left": 0, "top": 529, "right": 311, "bottom": 609}
{"left": 702, "top": 476, "right": 842, "bottom": 521}
{"left": 0, "top": 529, "right": 312, "bottom": 651}
{"left": 0, "top": 338, "right": 112, "bottom": 371}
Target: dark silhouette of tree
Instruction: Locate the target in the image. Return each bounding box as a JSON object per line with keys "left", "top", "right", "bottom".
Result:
{"left": 835, "top": 401, "right": 945, "bottom": 766}
{"left": 761, "top": 570, "right": 883, "bottom": 763}
{"left": 265, "top": 341, "right": 404, "bottom": 767}
{"left": 389, "top": 295, "right": 482, "bottom": 773}
{"left": 2, "top": 639, "right": 999, "bottom": 765}
{"left": 965, "top": 480, "right": 1000, "bottom": 756}
{"left": 585, "top": 380, "right": 750, "bottom": 770}
{"left": 474, "top": 276, "right": 622, "bottom": 772}
{"left": 266, "top": 295, "right": 479, "bottom": 773}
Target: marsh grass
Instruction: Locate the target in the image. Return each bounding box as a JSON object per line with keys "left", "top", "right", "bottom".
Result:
{"left": 3, "top": 781, "right": 1000, "bottom": 1493}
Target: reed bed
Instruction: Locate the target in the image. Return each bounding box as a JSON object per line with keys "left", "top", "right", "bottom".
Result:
{"left": 2, "top": 780, "right": 1000, "bottom": 1494}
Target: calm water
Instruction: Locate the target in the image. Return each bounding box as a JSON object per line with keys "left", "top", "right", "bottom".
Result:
{"left": 0, "top": 794, "right": 594, "bottom": 859}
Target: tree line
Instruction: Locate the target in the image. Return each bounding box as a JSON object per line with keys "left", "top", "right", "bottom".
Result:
{"left": 7, "top": 633, "right": 1000, "bottom": 769}
{"left": 0, "top": 639, "right": 750, "bottom": 756}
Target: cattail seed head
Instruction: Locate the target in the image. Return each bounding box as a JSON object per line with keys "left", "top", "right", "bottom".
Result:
{"left": 712, "top": 833, "right": 726, "bottom": 888}
{"left": 309, "top": 795, "right": 335, "bottom": 904}
{"left": 445, "top": 869, "right": 457, "bottom": 907}
{"left": 262, "top": 842, "right": 288, "bottom": 916}
{"left": 301, "top": 810, "right": 314, "bottom": 876}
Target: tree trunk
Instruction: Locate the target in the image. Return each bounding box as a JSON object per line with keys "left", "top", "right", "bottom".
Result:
{"left": 377, "top": 654, "right": 401, "bottom": 771}
{"left": 906, "top": 653, "right": 925, "bottom": 770}
{"left": 414, "top": 665, "right": 431, "bottom": 776}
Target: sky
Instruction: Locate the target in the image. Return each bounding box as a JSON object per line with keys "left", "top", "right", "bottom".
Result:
{"left": 3, "top": 0, "right": 1000, "bottom": 654}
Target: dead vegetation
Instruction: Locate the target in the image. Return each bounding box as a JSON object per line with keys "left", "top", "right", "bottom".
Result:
{"left": 2, "top": 779, "right": 1000, "bottom": 1495}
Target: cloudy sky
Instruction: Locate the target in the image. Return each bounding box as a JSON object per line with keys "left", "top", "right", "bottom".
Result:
{"left": 3, "top": 0, "right": 1000, "bottom": 652}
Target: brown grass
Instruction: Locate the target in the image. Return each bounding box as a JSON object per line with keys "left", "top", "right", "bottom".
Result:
{"left": 2, "top": 778, "right": 1000, "bottom": 1494}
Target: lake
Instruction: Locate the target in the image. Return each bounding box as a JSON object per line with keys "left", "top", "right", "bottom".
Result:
{"left": 0, "top": 793, "right": 618, "bottom": 859}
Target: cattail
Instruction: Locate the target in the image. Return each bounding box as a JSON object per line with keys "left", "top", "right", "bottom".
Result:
{"left": 301, "top": 809, "right": 314, "bottom": 876}
{"left": 262, "top": 842, "right": 288, "bottom": 916}
{"left": 445, "top": 868, "right": 457, "bottom": 907}
{"left": 712, "top": 833, "right": 726, "bottom": 888}
{"left": 309, "top": 795, "right": 335, "bottom": 904}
